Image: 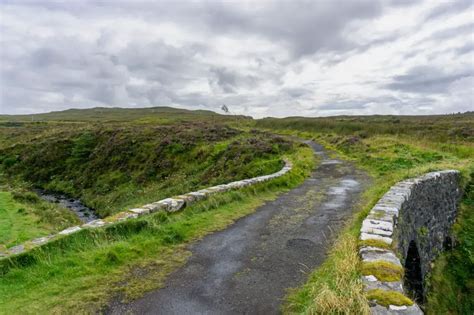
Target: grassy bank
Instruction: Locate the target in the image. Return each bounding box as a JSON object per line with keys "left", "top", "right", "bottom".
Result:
{"left": 0, "top": 190, "right": 79, "bottom": 248}
{"left": 256, "top": 115, "right": 473, "bottom": 314}
{"left": 0, "top": 144, "right": 315, "bottom": 313}
{"left": 0, "top": 110, "right": 286, "bottom": 222}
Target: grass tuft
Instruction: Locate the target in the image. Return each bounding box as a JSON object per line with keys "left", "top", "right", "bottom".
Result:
{"left": 284, "top": 234, "right": 370, "bottom": 314}
{"left": 361, "top": 261, "right": 404, "bottom": 282}
{"left": 359, "top": 239, "right": 393, "bottom": 250}
{"left": 366, "top": 289, "right": 414, "bottom": 307}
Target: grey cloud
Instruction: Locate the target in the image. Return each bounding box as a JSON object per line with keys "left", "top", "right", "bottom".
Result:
{"left": 3, "top": 0, "right": 386, "bottom": 58}
{"left": 385, "top": 66, "right": 474, "bottom": 94}
{"left": 455, "top": 42, "right": 474, "bottom": 55}
{"left": 429, "top": 23, "right": 474, "bottom": 41}
{"left": 0, "top": 0, "right": 473, "bottom": 117}
{"left": 209, "top": 67, "right": 257, "bottom": 93}
{"left": 424, "top": 0, "right": 473, "bottom": 21}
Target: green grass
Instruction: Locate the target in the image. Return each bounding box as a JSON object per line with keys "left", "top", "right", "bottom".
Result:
{"left": 0, "top": 120, "right": 291, "bottom": 219}
{"left": 0, "top": 192, "right": 49, "bottom": 248}
{"left": 0, "top": 191, "right": 79, "bottom": 248}
{"left": 257, "top": 115, "right": 473, "bottom": 314}
{"left": 0, "top": 145, "right": 315, "bottom": 313}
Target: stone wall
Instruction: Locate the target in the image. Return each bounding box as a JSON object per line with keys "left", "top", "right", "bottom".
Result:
{"left": 0, "top": 160, "right": 292, "bottom": 259}
{"left": 360, "top": 170, "right": 461, "bottom": 314}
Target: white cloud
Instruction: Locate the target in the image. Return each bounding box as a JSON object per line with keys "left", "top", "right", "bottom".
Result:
{"left": 0, "top": 0, "right": 472, "bottom": 117}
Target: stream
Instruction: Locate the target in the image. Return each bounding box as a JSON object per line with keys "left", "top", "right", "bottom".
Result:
{"left": 35, "top": 190, "right": 99, "bottom": 223}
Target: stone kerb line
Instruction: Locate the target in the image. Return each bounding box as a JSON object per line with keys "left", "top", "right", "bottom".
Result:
{"left": 0, "top": 160, "right": 293, "bottom": 259}
{"left": 360, "top": 170, "right": 461, "bottom": 314}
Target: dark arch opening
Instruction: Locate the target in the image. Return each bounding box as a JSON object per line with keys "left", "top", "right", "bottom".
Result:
{"left": 404, "top": 240, "right": 424, "bottom": 304}
{"left": 443, "top": 236, "right": 453, "bottom": 251}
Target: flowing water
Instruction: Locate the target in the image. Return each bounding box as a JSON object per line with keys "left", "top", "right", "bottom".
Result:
{"left": 35, "top": 190, "right": 99, "bottom": 223}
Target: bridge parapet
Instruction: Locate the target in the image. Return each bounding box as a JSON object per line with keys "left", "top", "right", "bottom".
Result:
{"left": 360, "top": 170, "right": 461, "bottom": 314}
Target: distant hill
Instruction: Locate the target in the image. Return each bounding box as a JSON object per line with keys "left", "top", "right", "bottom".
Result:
{"left": 0, "top": 106, "right": 250, "bottom": 122}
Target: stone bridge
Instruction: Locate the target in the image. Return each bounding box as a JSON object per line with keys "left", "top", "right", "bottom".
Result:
{"left": 360, "top": 170, "right": 461, "bottom": 314}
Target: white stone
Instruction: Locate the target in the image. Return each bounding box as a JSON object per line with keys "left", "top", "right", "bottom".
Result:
{"left": 372, "top": 205, "right": 399, "bottom": 215}
{"left": 159, "top": 198, "right": 185, "bottom": 212}
{"left": 367, "top": 211, "right": 396, "bottom": 224}
{"left": 364, "top": 275, "right": 378, "bottom": 282}
{"left": 188, "top": 191, "right": 207, "bottom": 200}
{"left": 389, "top": 305, "right": 408, "bottom": 311}
{"left": 82, "top": 219, "right": 106, "bottom": 228}
{"left": 120, "top": 212, "right": 139, "bottom": 221}
{"left": 31, "top": 236, "right": 52, "bottom": 245}
{"left": 361, "top": 226, "right": 392, "bottom": 237}
{"left": 8, "top": 244, "right": 25, "bottom": 255}
{"left": 59, "top": 226, "right": 82, "bottom": 235}
{"left": 362, "top": 219, "right": 393, "bottom": 232}
{"left": 359, "top": 246, "right": 391, "bottom": 254}
{"left": 129, "top": 208, "right": 150, "bottom": 216}
{"left": 142, "top": 203, "right": 165, "bottom": 212}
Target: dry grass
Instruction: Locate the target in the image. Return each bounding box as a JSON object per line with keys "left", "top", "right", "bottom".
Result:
{"left": 284, "top": 234, "right": 370, "bottom": 315}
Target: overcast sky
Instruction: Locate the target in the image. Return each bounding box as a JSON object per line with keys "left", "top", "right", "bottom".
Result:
{"left": 0, "top": 0, "right": 473, "bottom": 117}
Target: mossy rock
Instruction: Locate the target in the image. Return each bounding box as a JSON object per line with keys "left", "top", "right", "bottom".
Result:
{"left": 361, "top": 261, "right": 403, "bottom": 282}
{"left": 359, "top": 239, "right": 392, "bottom": 250}
{"left": 366, "top": 289, "right": 414, "bottom": 307}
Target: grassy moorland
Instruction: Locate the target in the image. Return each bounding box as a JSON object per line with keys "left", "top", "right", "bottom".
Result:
{"left": 0, "top": 108, "right": 291, "bottom": 220}
{"left": 0, "top": 107, "right": 316, "bottom": 313}
{"left": 257, "top": 113, "right": 473, "bottom": 314}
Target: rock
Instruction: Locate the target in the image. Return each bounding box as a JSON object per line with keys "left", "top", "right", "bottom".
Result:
{"left": 59, "top": 226, "right": 82, "bottom": 235}
{"left": 8, "top": 244, "right": 25, "bottom": 255}
{"left": 82, "top": 219, "right": 106, "bottom": 228}
{"left": 187, "top": 191, "right": 207, "bottom": 201}
{"left": 142, "top": 203, "right": 166, "bottom": 213}
{"left": 115, "top": 211, "right": 139, "bottom": 221}
{"left": 361, "top": 219, "right": 394, "bottom": 237}
{"left": 361, "top": 250, "right": 402, "bottom": 266}
{"left": 363, "top": 280, "right": 404, "bottom": 293}
{"left": 370, "top": 304, "right": 423, "bottom": 314}
{"left": 360, "top": 232, "right": 393, "bottom": 245}
{"left": 364, "top": 275, "right": 378, "bottom": 282}
{"left": 129, "top": 208, "right": 150, "bottom": 216}
{"left": 158, "top": 198, "right": 186, "bottom": 212}
{"left": 31, "top": 235, "right": 54, "bottom": 245}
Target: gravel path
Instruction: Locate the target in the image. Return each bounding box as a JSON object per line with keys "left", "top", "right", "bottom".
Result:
{"left": 108, "top": 141, "right": 370, "bottom": 315}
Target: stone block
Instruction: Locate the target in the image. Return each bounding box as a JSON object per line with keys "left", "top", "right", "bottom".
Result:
{"left": 142, "top": 203, "right": 166, "bottom": 213}
{"left": 363, "top": 279, "right": 404, "bottom": 293}
{"left": 367, "top": 211, "right": 396, "bottom": 224}
{"left": 159, "top": 198, "right": 186, "bottom": 212}
{"left": 59, "top": 226, "right": 82, "bottom": 235}
{"left": 8, "top": 244, "right": 25, "bottom": 255}
{"left": 187, "top": 191, "right": 207, "bottom": 201}
{"left": 129, "top": 208, "right": 150, "bottom": 216}
{"left": 361, "top": 250, "right": 402, "bottom": 266}
{"left": 83, "top": 219, "right": 106, "bottom": 228}
{"left": 31, "top": 235, "right": 54, "bottom": 245}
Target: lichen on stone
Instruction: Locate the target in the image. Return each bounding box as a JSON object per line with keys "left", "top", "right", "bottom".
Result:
{"left": 361, "top": 261, "right": 404, "bottom": 282}
{"left": 366, "top": 289, "right": 414, "bottom": 307}
{"left": 359, "top": 239, "right": 392, "bottom": 250}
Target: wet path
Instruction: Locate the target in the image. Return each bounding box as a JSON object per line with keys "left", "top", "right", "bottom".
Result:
{"left": 108, "top": 141, "right": 370, "bottom": 315}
